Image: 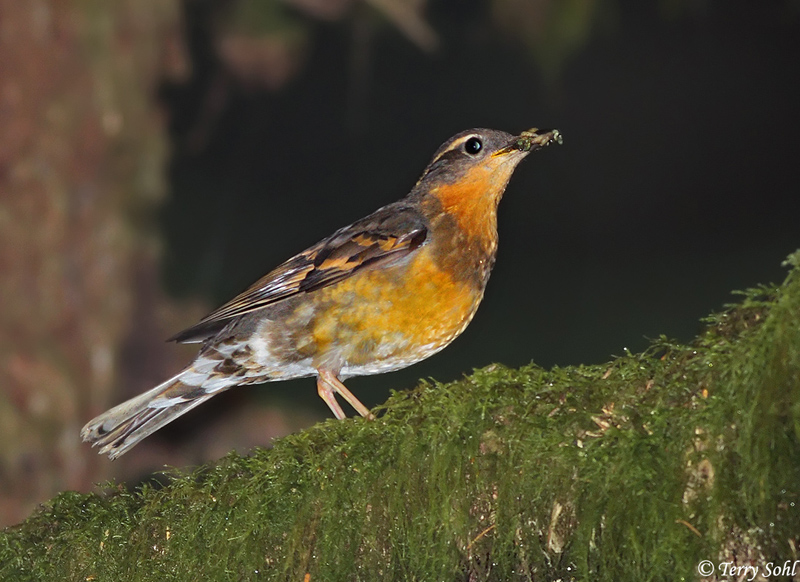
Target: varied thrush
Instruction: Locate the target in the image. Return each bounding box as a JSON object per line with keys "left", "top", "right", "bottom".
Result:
{"left": 82, "top": 127, "right": 562, "bottom": 459}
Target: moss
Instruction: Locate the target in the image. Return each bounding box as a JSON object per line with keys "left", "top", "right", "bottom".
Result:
{"left": 2, "top": 252, "right": 800, "bottom": 581}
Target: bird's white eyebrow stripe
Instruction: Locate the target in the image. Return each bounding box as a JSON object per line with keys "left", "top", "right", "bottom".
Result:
{"left": 430, "top": 134, "right": 480, "bottom": 164}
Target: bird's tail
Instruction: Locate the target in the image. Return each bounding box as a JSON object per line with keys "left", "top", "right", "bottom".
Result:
{"left": 81, "top": 368, "right": 232, "bottom": 460}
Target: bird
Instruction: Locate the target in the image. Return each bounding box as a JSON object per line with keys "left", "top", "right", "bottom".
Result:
{"left": 81, "top": 127, "right": 562, "bottom": 459}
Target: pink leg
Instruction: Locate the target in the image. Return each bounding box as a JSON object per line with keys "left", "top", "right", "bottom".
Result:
{"left": 317, "top": 374, "right": 346, "bottom": 419}
{"left": 317, "top": 369, "right": 375, "bottom": 420}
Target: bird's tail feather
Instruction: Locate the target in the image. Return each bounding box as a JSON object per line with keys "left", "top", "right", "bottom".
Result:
{"left": 81, "top": 369, "right": 226, "bottom": 460}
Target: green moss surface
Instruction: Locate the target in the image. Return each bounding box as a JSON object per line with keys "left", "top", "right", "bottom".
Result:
{"left": 3, "top": 253, "right": 800, "bottom": 581}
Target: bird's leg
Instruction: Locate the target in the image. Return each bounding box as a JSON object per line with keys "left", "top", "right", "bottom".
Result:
{"left": 317, "top": 369, "right": 375, "bottom": 420}
{"left": 317, "top": 373, "right": 346, "bottom": 419}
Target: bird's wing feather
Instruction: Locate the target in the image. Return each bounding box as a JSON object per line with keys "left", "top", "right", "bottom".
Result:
{"left": 169, "top": 202, "right": 428, "bottom": 343}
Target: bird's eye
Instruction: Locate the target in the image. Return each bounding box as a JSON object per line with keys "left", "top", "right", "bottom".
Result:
{"left": 463, "top": 137, "right": 483, "bottom": 155}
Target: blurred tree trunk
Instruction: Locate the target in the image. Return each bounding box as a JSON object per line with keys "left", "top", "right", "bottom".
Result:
{"left": 0, "top": 0, "right": 187, "bottom": 527}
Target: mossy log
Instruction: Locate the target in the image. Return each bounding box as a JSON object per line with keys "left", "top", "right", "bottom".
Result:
{"left": 3, "top": 253, "right": 800, "bottom": 581}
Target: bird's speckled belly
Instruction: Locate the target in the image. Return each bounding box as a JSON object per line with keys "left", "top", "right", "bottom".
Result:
{"left": 273, "top": 246, "right": 483, "bottom": 377}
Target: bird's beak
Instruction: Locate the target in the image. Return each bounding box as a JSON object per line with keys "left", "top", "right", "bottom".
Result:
{"left": 493, "top": 128, "right": 563, "bottom": 157}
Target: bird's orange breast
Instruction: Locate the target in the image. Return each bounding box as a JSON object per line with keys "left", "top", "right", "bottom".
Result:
{"left": 281, "top": 244, "right": 483, "bottom": 372}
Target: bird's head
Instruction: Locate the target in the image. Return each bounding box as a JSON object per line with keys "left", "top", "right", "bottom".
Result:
{"left": 413, "top": 127, "right": 561, "bottom": 238}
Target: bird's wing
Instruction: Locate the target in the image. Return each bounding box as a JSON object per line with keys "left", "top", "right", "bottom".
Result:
{"left": 169, "top": 202, "right": 429, "bottom": 343}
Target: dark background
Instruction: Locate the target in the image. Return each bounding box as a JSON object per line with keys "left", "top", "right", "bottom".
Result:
{"left": 160, "top": 0, "right": 800, "bottom": 413}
